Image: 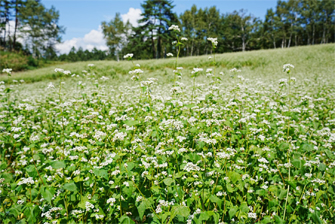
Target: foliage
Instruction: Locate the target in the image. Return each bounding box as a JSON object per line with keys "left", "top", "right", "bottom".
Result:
{"left": 0, "top": 42, "right": 334, "bottom": 223}
{"left": 99, "top": 0, "right": 335, "bottom": 60}
{"left": 0, "top": 0, "right": 65, "bottom": 58}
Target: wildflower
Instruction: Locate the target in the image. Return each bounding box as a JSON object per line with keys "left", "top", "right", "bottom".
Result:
{"left": 168, "top": 25, "right": 180, "bottom": 32}
{"left": 230, "top": 68, "right": 241, "bottom": 72}
{"left": 124, "top": 53, "right": 134, "bottom": 59}
{"left": 283, "top": 64, "right": 294, "bottom": 73}
{"left": 54, "top": 68, "right": 64, "bottom": 73}
{"left": 248, "top": 213, "right": 257, "bottom": 219}
{"left": 63, "top": 70, "right": 71, "bottom": 75}
{"left": 107, "top": 198, "right": 116, "bottom": 205}
{"left": 167, "top": 53, "right": 173, "bottom": 57}
{"left": 85, "top": 202, "right": 94, "bottom": 211}
{"left": 181, "top": 37, "right": 188, "bottom": 41}
{"left": 191, "top": 68, "right": 203, "bottom": 74}
{"left": 208, "top": 37, "right": 218, "bottom": 47}
{"left": 2, "top": 68, "right": 12, "bottom": 75}
{"left": 88, "top": 64, "right": 95, "bottom": 67}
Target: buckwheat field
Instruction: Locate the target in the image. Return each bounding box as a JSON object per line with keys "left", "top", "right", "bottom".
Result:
{"left": 0, "top": 35, "right": 334, "bottom": 223}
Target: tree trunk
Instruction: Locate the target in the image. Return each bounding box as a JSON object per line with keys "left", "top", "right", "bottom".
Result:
{"left": 288, "top": 23, "right": 293, "bottom": 48}
{"left": 322, "top": 26, "right": 326, "bottom": 44}
{"left": 151, "top": 32, "right": 155, "bottom": 59}
{"left": 241, "top": 25, "right": 245, "bottom": 52}
{"left": 13, "top": 1, "right": 19, "bottom": 51}
{"left": 312, "top": 23, "right": 315, "bottom": 45}
{"left": 272, "top": 34, "right": 276, "bottom": 49}
{"left": 191, "top": 40, "right": 193, "bottom": 56}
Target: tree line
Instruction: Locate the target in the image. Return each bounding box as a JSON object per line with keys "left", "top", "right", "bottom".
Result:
{"left": 102, "top": 0, "right": 335, "bottom": 60}
{"left": 0, "top": 0, "right": 64, "bottom": 59}
{"left": 1, "top": 0, "right": 334, "bottom": 62}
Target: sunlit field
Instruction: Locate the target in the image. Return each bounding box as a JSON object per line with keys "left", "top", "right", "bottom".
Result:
{"left": 0, "top": 43, "right": 334, "bottom": 223}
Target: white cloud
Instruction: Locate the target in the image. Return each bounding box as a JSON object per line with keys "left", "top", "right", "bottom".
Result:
{"left": 121, "top": 8, "right": 142, "bottom": 27}
{"left": 55, "top": 26, "right": 108, "bottom": 54}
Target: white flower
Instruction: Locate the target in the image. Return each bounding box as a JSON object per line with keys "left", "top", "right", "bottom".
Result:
{"left": 207, "top": 37, "right": 218, "bottom": 46}
{"left": 54, "top": 68, "right": 64, "bottom": 73}
{"left": 107, "top": 198, "right": 116, "bottom": 205}
{"left": 181, "top": 37, "right": 188, "bottom": 41}
{"left": 167, "top": 53, "right": 173, "bottom": 57}
{"left": 191, "top": 68, "right": 203, "bottom": 74}
{"left": 124, "top": 53, "right": 134, "bottom": 59}
{"left": 248, "top": 212, "right": 257, "bottom": 219}
{"left": 2, "top": 68, "right": 12, "bottom": 74}
{"left": 168, "top": 25, "right": 180, "bottom": 32}
{"left": 283, "top": 64, "right": 294, "bottom": 73}
{"left": 85, "top": 202, "right": 94, "bottom": 211}
{"left": 88, "top": 64, "right": 95, "bottom": 67}
{"left": 230, "top": 68, "right": 241, "bottom": 72}
{"left": 63, "top": 70, "right": 71, "bottom": 75}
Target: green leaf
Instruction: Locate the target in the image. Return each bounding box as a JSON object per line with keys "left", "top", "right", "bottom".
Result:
{"left": 229, "top": 171, "right": 241, "bottom": 183}
{"left": 261, "top": 216, "right": 273, "bottom": 223}
{"left": 229, "top": 206, "right": 238, "bottom": 219}
{"left": 292, "top": 159, "right": 301, "bottom": 169}
{"left": 256, "top": 189, "right": 265, "bottom": 196}
{"left": 137, "top": 202, "right": 146, "bottom": 221}
{"left": 2, "top": 173, "right": 12, "bottom": 183}
{"left": 325, "top": 150, "right": 334, "bottom": 159}
{"left": 41, "top": 187, "right": 55, "bottom": 204}
{"left": 316, "top": 190, "right": 325, "bottom": 201}
{"left": 174, "top": 206, "right": 190, "bottom": 217}
{"left": 63, "top": 182, "right": 77, "bottom": 192}
{"left": 8, "top": 207, "right": 19, "bottom": 217}
{"left": 209, "top": 195, "right": 222, "bottom": 207}
{"left": 119, "top": 215, "right": 135, "bottom": 224}
{"left": 25, "top": 165, "right": 37, "bottom": 178}
{"left": 278, "top": 189, "right": 287, "bottom": 200}
{"left": 274, "top": 215, "right": 285, "bottom": 224}
{"left": 124, "top": 120, "right": 139, "bottom": 126}
{"left": 279, "top": 142, "right": 289, "bottom": 150}
{"left": 301, "top": 143, "right": 313, "bottom": 152}
{"left": 51, "top": 161, "right": 66, "bottom": 169}
{"left": 239, "top": 202, "right": 249, "bottom": 213}
{"left": 318, "top": 163, "right": 326, "bottom": 171}
{"left": 93, "top": 168, "right": 108, "bottom": 179}
{"left": 199, "top": 211, "right": 210, "bottom": 221}
{"left": 311, "top": 212, "right": 322, "bottom": 224}
{"left": 163, "top": 178, "right": 174, "bottom": 186}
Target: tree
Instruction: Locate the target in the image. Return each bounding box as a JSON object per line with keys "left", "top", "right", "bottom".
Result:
{"left": 18, "top": 0, "right": 64, "bottom": 59}
{"left": 138, "top": 0, "right": 178, "bottom": 59}
{"left": 101, "top": 13, "right": 131, "bottom": 61}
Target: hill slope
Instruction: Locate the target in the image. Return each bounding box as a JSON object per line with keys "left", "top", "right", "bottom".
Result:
{"left": 1, "top": 44, "right": 334, "bottom": 84}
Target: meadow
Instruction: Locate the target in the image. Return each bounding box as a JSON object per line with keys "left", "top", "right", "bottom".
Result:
{"left": 0, "top": 42, "right": 334, "bottom": 224}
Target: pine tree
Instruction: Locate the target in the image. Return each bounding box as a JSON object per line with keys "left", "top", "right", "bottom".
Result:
{"left": 138, "top": 0, "right": 178, "bottom": 59}
{"left": 101, "top": 13, "right": 131, "bottom": 61}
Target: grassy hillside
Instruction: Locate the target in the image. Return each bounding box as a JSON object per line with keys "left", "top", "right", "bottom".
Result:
{"left": 0, "top": 50, "right": 65, "bottom": 73}
{"left": 1, "top": 44, "right": 334, "bottom": 84}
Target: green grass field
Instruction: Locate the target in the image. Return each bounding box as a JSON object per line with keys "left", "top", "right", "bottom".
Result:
{"left": 0, "top": 44, "right": 334, "bottom": 223}
{"left": 2, "top": 44, "right": 334, "bottom": 85}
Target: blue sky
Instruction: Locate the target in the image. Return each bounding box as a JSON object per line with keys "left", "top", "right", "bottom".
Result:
{"left": 41, "top": 0, "right": 278, "bottom": 54}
